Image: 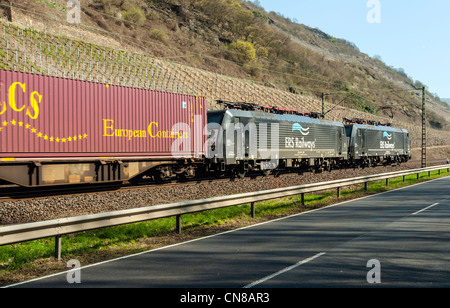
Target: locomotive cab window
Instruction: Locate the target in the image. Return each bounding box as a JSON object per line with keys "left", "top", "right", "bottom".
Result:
{"left": 345, "top": 126, "right": 352, "bottom": 137}
{"left": 207, "top": 111, "right": 225, "bottom": 125}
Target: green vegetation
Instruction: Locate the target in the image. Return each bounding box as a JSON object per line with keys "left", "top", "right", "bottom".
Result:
{"left": 122, "top": 2, "right": 146, "bottom": 26}
{"left": 1, "top": 169, "right": 449, "bottom": 285}
{"left": 149, "top": 28, "right": 168, "bottom": 43}
{"left": 229, "top": 40, "right": 256, "bottom": 64}
{"left": 252, "top": 10, "right": 269, "bottom": 23}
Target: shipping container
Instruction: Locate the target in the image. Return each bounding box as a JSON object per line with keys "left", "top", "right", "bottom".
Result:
{"left": 0, "top": 69, "right": 207, "bottom": 186}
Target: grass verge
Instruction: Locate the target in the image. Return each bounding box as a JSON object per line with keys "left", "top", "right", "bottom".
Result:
{"left": 1, "top": 169, "right": 449, "bottom": 286}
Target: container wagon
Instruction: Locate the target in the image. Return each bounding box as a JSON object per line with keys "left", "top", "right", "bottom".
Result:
{"left": 0, "top": 69, "right": 207, "bottom": 186}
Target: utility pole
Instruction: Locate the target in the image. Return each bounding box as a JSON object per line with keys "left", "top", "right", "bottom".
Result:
{"left": 322, "top": 92, "right": 326, "bottom": 119}
{"left": 421, "top": 87, "right": 427, "bottom": 168}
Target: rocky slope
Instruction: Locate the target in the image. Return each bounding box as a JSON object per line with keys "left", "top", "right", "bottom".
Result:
{"left": 2, "top": 0, "right": 450, "bottom": 125}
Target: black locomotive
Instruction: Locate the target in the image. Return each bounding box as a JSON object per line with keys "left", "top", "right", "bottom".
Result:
{"left": 205, "top": 101, "right": 411, "bottom": 177}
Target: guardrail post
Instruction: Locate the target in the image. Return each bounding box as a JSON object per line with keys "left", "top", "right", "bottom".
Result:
{"left": 403, "top": 175, "right": 406, "bottom": 182}
{"left": 337, "top": 187, "right": 340, "bottom": 198}
{"left": 364, "top": 182, "right": 368, "bottom": 191}
{"left": 301, "top": 193, "right": 305, "bottom": 206}
{"left": 386, "top": 178, "right": 389, "bottom": 186}
{"left": 55, "top": 235, "right": 62, "bottom": 261}
{"left": 176, "top": 215, "right": 182, "bottom": 234}
{"left": 417, "top": 173, "right": 420, "bottom": 179}
{"left": 251, "top": 202, "right": 255, "bottom": 218}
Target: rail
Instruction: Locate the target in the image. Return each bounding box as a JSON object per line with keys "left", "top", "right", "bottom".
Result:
{"left": 0, "top": 164, "right": 449, "bottom": 260}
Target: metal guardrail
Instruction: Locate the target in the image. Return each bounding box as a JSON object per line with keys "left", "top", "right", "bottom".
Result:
{"left": 0, "top": 164, "right": 449, "bottom": 259}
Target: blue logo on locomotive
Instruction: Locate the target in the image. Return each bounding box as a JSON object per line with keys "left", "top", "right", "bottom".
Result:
{"left": 382, "top": 131, "right": 392, "bottom": 140}
{"left": 292, "top": 123, "right": 310, "bottom": 136}
{"left": 381, "top": 131, "right": 395, "bottom": 149}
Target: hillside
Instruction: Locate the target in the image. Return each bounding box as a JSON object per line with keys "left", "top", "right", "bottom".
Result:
{"left": 1, "top": 0, "right": 450, "bottom": 148}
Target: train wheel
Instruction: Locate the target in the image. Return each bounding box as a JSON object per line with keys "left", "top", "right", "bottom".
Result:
{"left": 237, "top": 170, "right": 246, "bottom": 179}
{"left": 183, "top": 166, "right": 196, "bottom": 179}
{"left": 262, "top": 169, "right": 271, "bottom": 176}
{"left": 154, "top": 166, "right": 173, "bottom": 183}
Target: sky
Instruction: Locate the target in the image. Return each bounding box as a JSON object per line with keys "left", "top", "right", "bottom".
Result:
{"left": 257, "top": 0, "right": 450, "bottom": 98}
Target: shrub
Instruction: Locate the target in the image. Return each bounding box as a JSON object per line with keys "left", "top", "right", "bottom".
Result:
{"left": 256, "top": 46, "right": 269, "bottom": 58}
{"left": 122, "top": 3, "right": 146, "bottom": 26}
{"left": 149, "top": 29, "right": 168, "bottom": 43}
{"left": 229, "top": 40, "right": 256, "bottom": 64}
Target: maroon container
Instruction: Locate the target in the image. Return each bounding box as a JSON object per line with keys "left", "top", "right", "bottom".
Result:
{"left": 0, "top": 69, "right": 207, "bottom": 160}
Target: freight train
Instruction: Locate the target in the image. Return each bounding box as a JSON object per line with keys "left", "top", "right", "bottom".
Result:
{"left": 0, "top": 69, "right": 411, "bottom": 187}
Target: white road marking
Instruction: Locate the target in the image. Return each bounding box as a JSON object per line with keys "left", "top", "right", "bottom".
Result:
{"left": 244, "top": 252, "right": 326, "bottom": 288}
{"left": 412, "top": 203, "right": 440, "bottom": 215}
{"left": 7, "top": 176, "right": 450, "bottom": 288}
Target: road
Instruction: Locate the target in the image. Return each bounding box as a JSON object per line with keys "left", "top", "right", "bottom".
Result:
{"left": 7, "top": 176, "right": 450, "bottom": 289}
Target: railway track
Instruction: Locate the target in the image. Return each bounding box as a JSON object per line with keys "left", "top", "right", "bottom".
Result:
{"left": 0, "top": 183, "right": 123, "bottom": 201}
{"left": 0, "top": 175, "right": 237, "bottom": 201}
{"left": 0, "top": 159, "right": 446, "bottom": 202}
{"left": 404, "top": 159, "right": 448, "bottom": 166}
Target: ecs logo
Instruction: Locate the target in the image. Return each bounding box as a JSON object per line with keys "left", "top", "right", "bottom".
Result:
{"left": 382, "top": 131, "right": 392, "bottom": 140}
{"left": 0, "top": 81, "right": 42, "bottom": 120}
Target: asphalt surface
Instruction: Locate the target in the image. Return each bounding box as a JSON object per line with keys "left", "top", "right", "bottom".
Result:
{"left": 7, "top": 176, "right": 450, "bottom": 289}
